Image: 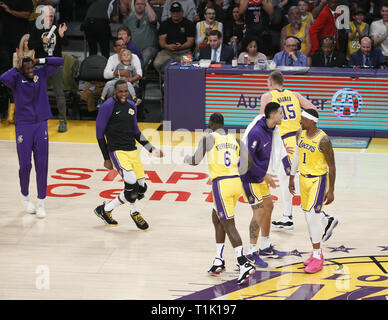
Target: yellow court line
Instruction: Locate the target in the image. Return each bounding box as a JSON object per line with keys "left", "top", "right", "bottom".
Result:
{"left": 1, "top": 120, "right": 388, "bottom": 153}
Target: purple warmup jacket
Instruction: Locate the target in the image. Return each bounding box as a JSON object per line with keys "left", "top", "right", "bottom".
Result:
{"left": 241, "top": 117, "right": 273, "bottom": 183}
{"left": 0, "top": 57, "right": 63, "bottom": 126}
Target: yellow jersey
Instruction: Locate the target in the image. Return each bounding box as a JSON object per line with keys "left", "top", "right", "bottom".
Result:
{"left": 297, "top": 130, "right": 328, "bottom": 176}
{"left": 302, "top": 12, "right": 313, "bottom": 26}
{"left": 347, "top": 21, "right": 368, "bottom": 60}
{"left": 207, "top": 132, "right": 240, "bottom": 181}
{"left": 285, "top": 21, "right": 308, "bottom": 54}
{"left": 270, "top": 89, "right": 301, "bottom": 137}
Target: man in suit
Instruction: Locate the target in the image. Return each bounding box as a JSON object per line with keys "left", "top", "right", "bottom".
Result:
{"left": 199, "top": 30, "right": 235, "bottom": 64}
{"left": 349, "top": 36, "right": 386, "bottom": 68}
{"left": 309, "top": 0, "right": 338, "bottom": 56}
{"left": 311, "top": 36, "right": 346, "bottom": 67}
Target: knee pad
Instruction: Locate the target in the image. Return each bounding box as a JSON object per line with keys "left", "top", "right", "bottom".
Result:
{"left": 124, "top": 182, "right": 139, "bottom": 203}
{"left": 137, "top": 182, "right": 147, "bottom": 200}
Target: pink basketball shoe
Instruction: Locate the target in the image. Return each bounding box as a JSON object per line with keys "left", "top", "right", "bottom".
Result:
{"left": 304, "top": 252, "right": 323, "bottom": 266}
{"left": 304, "top": 257, "right": 324, "bottom": 273}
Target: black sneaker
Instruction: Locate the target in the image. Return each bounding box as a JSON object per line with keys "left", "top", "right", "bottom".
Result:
{"left": 130, "top": 211, "right": 149, "bottom": 230}
{"left": 94, "top": 204, "right": 118, "bottom": 225}
{"left": 271, "top": 216, "right": 294, "bottom": 230}
{"left": 208, "top": 258, "right": 225, "bottom": 274}
{"left": 237, "top": 261, "right": 256, "bottom": 285}
{"left": 322, "top": 216, "right": 339, "bottom": 242}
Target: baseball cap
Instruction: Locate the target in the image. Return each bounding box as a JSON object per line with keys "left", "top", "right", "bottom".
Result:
{"left": 170, "top": 2, "right": 183, "bottom": 12}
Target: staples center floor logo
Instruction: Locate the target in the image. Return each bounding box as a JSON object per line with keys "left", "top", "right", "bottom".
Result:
{"left": 178, "top": 256, "right": 388, "bottom": 300}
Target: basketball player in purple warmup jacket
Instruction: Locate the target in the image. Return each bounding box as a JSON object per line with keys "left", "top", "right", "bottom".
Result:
{"left": 0, "top": 56, "right": 64, "bottom": 218}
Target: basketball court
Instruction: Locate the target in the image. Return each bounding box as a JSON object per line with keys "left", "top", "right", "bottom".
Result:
{"left": 0, "top": 119, "right": 387, "bottom": 300}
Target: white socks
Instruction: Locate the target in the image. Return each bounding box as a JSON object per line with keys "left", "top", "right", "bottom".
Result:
{"left": 313, "top": 248, "right": 322, "bottom": 259}
{"left": 260, "top": 236, "right": 271, "bottom": 250}
{"left": 234, "top": 245, "right": 244, "bottom": 258}
{"left": 216, "top": 243, "right": 224, "bottom": 260}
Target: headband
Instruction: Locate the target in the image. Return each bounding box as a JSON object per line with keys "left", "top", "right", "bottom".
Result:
{"left": 301, "top": 110, "right": 318, "bottom": 122}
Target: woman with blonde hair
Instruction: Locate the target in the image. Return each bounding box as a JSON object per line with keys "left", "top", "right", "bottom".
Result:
{"left": 6, "top": 35, "right": 35, "bottom": 125}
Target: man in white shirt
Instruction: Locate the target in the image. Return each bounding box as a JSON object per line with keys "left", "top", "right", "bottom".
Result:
{"left": 370, "top": 2, "right": 388, "bottom": 60}
{"left": 103, "top": 37, "right": 143, "bottom": 99}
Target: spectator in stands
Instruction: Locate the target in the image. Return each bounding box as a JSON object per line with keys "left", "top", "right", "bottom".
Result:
{"left": 0, "top": 0, "right": 33, "bottom": 63}
{"left": 349, "top": 35, "right": 386, "bottom": 68}
{"left": 298, "top": 0, "right": 314, "bottom": 25}
{"left": 223, "top": 4, "right": 244, "bottom": 55}
{"left": 13, "top": 34, "right": 35, "bottom": 69}
{"left": 195, "top": 7, "right": 223, "bottom": 58}
{"left": 347, "top": 7, "right": 369, "bottom": 60}
{"left": 197, "top": 0, "right": 225, "bottom": 23}
{"left": 82, "top": 0, "right": 119, "bottom": 59}
{"left": 153, "top": 2, "right": 195, "bottom": 73}
{"left": 309, "top": 0, "right": 338, "bottom": 56}
{"left": 273, "top": 35, "right": 308, "bottom": 66}
{"left": 80, "top": 81, "right": 106, "bottom": 112}
{"left": 311, "top": 35, "right": 346, "bottom": 66}
{"left": 117, "top": 26, "right": 144, "bottom": 64}
{"left": 29, "top": 5, "right": 68, "bottom": 133}
{"left": 239, "top": 0, "right": 274, "bottom": 57}
{"left": 161, "top": 0, "right": 198, "bottom": 22}
{"left": 103, "top": 37, "right": 143, "bottom": 98}
{"left": 199, "top": 30, "right": 234, "bottom": 63}
{"left": 370, "top": 2, "right": 388, "bottom": 62}
{"left": 237, "top": 35, "right": 267, "bottom": 64}
{"left": 280, "top": 6, "right": 312, "bottom": 56}
{"left": 123, "top": 0, "right": 158, "bottom": 68}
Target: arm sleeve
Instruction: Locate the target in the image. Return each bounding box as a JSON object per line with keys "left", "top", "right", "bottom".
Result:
{"left": 96, "top": 100, "right": 114, "bottom": 159}
{"left": 290, "top": 143, "right": 300, "bottom": 175}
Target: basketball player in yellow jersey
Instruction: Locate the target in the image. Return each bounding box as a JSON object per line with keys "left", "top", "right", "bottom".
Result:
{"left": 184, "top": 112, "right": 256, "bottom": 285}
{"left": 260, "top": 70, "right": 321, "bottom": 230}
{"left": 289, "top": 109, "right": 336, "bottom": 274}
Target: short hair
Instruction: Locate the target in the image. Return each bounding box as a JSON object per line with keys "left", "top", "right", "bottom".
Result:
{"left": 209, "top": 112, "right": 224, "bottom": 125}
{"left": 115, "top": 79, "right": 128, "bottom": 88}
{"left": 119, "top": 48, "right": 132, "bottom": 58}
{"left": 269, "top": 71, "right": 284, "bottom": 85}
{"left": 382, "top": 1, "right": 388, "bottom": 9}
{"left": 288, "top": 6, "right": 300, "bottom": 15}
{"left": 112, "top": 37, "right": 122, "bottom": 46}
{"left": 304, "top": 108, "right": 319, "bottom": 118}
{"left": 264, "top": 102, "right": 281, "bottom": 119}
{"left": 22, "top": 57, "right": 33, "bottom": 66}
{"left": 117, "top": 26, "right": 131, "bottom": 37}
{"left": 298, "top": 0, "right": 309, "bottom": 5}
{"left": 209, "top": 30, "right": 222, "bottom": 39}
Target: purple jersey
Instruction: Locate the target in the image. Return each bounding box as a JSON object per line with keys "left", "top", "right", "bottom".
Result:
{"left": 0, "top": 57, "right": 63, "bottom": 126}
{"left": 241, "top": 117, "right": 273, "bottom": 183}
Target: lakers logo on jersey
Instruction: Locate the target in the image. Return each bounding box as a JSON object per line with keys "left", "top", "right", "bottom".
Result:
{"left": 298, "top": 130, "right": 328, "bottom": 176}
{"left": 17, "top": 135, "right": 23, "bottom": 144}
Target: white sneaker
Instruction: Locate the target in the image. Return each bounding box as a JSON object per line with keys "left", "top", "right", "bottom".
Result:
{"left": 36, "top": 206, "right": 46, "bottom": 219}
{"left": 21, "top": 199, "right": 36, "bottom": 214}
{"left": 237, "top": 260, "right": 256, "bottom": 285}
{"left": 322, "top": 216, "right": 338, "bottom": 242}
{"left": 271, "top": 215, "right": 294, "bottom": 230}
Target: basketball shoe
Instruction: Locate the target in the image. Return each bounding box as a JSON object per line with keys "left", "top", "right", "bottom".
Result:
{"left": 271, "top": 215, "right": 294, "bottom": 230}
{"left": 94, "top": 204, "right": 118, "bottom": 225}
{"left": 36, "top": 206, "right": 46, "bottom": 218}
{"left": 21, "top": 198, "right": 35, "bottom": 214}
{"left": 304, "top": 251, "right": 324, "bottom": 266}
{"left": 130, "top": 211, "right": 149, "bottom": 230}
{"left": 322, "top": 216, "right": 339, "bottom": 242}
{"left": 237, "top": 260, "right": 256, "bottom": 285}
{"left": 304, "top": 256, "right": 324, "bottom": 273}
{"left": 208, "top": 258, "right": 225, "bottom": 274}
{"left": 259, "top": 245, "right": 287, "bottom": 258}
{"left": 246, "top": 252, "right": 268, "bottom": 268}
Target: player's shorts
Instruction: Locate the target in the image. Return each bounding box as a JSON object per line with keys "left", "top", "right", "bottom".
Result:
{"left": 212, "top": 175, "right": 243, "bottom": 221}
{"left": 299, "top": 172, "right": 329, "bottom": 213}
{"left": 109, "top": 149, "right": 145, "bottom": 180}
{"left": 242, "top": 181, "right": 271, "bottom": 205}
{"left": 281, "top": 131, "right": 297, "bottom": 162}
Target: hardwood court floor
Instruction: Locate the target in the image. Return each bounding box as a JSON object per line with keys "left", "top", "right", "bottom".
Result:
{"left": 0, "top": 120, "right": 387, "bottom": 300}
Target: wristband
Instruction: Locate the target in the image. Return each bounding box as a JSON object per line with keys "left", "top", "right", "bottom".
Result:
{"left": 39, "top": 58, "right": 46, "bottom": 64}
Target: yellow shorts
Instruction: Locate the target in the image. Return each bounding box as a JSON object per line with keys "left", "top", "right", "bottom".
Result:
{"left": 109, "top": 149, "right": 145, "bottom": 180}
{"left": 212, "top": 176, "right": 243, "bottom": 220}
{"left": 300, "top": 173, "right": 329, "bottom": 213}
{"left": 242, "top": 180, "right": 271, "bottom": 205}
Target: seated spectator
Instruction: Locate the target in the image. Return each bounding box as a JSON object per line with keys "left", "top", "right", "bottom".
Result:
{"left": 197, "top": 0, "right": 225, "bottom": 23}
{"left": 298, "top": 0, "right": 314, "bottom": 25}
{"left": 153, "top": 2, "right": 195, "bottom": 73}
{"left": 80, "top": 81, "right": 106, "bottom": 112}
{"left": 100, "top": 48, "right": 140, "bottom": 106}
{"left": 273, "top": 36, "right": 308, "bottom": 66}
{"left": 195, "top": 7, "right": 223, "bottom": 58}
{"left": 311, "top": 35, "right": 346, "bottom": 67}
{"left": 349, "top": 36, "right": 386, "bottom": 68}
{"left": 123, "top": 0, "right": 158, "bottom": 68}
{"left": 237, "top": 35, "right": 267, "bottom": 64}
{"left": 347, "top": 7, "right": 369, "bottom": 60}
{"left": 370, "top": 2, "right": 388, "bottom": 62}
{"left": 161, "top": 0, "right": 198, "bottom": 22}
{"left": 280, "top": 6, "right": 312, "bottom": 56}
{"left": 223, "top": 4, "right": 245, "bottom": 55}
{"left": 12, "top": 34, "right": 35, "bottom": 68}
{"left": 117, "top": 26, "right": 144, "bottom": 64}
{"left": 103, "top": 37, "right": 142, "bottom": 98}
{"left": 199, "top": 30, "right": 234, "bottom": 63}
